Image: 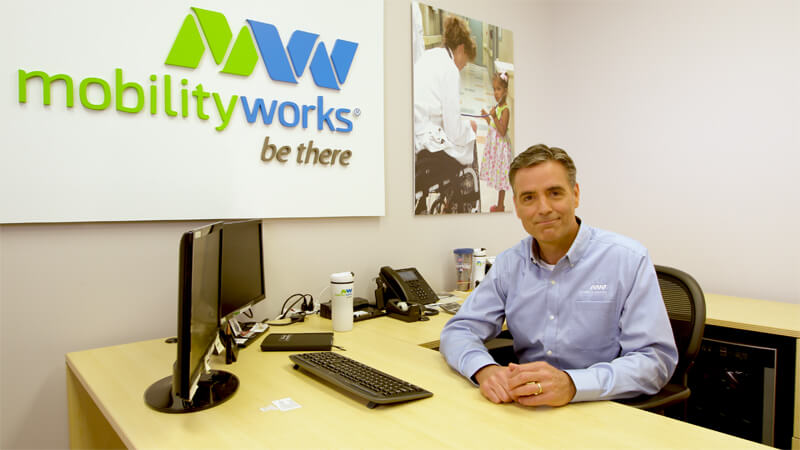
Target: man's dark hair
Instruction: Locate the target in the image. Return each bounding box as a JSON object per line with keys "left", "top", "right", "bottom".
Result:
{"left": 509, "top": 144, "right": 577, "bottom": 192}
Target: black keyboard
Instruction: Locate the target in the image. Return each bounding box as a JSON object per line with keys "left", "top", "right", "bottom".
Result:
{"left": 289, "top": 352, "right": 433, "bottom": 408}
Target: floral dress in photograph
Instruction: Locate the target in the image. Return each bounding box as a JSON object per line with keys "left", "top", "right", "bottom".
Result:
{"left": 479, "top": 104, "right": 512, "bottom": 192}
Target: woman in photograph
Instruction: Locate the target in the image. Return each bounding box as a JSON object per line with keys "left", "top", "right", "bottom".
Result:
{"left": 413, "top": 15, "right": 477, "bottom": 213}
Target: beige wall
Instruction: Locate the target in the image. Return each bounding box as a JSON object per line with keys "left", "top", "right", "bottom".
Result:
{"left": 1, "top": 0, "right": 797, "bottom": 447}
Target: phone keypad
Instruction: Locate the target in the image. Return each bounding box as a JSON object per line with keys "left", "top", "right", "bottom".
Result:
{"left": 409, "top": 281, "right": 436, "bottom": 304}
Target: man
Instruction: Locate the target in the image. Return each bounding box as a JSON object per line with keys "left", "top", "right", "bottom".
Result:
{"left": 439, "top": 144, "right": 678, "bottom": 406}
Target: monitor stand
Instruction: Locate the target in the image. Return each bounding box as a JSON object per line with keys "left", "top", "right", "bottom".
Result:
{"left": 144, "top": 370, "right": 239, "bottom": 413}
{"left": 221, "top": 323, "right": 239, "bottom": 363}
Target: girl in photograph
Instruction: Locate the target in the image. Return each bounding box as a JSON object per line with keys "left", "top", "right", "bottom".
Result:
{"left": 480, "top": 72, "right": 512, "bottom": 212}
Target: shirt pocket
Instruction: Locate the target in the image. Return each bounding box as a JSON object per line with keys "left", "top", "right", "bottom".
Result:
{"left": 564, "top": 300, "right": 619, "bottom": 351}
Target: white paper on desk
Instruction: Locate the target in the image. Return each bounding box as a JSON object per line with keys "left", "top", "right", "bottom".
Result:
{"left": 251, "top": 323, "right": 268, "bottom": 333}
{"left": 273, "top": 397, "right": 301, "bottom": 411}
{"left": 240, "top": 323, "right": 269, "bottom": 338}
{"left": 260, "top": 397, "right": 301, "bottom": 412}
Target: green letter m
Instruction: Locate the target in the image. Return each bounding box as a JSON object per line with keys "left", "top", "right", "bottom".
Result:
{"left": 18, "top": 70, "right": 74, "bottom": 107}
{"left": 165, "top": 7, "right": 258, "bottom": 76}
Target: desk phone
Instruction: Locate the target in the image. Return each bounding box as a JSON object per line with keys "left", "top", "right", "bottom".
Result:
{"left": 377, "top": 266, "right": 438, "bottom": 305}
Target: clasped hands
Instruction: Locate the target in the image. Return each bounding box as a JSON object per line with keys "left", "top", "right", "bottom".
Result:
{"left": 474, "top": 361, "right": 576, "bottom": 407}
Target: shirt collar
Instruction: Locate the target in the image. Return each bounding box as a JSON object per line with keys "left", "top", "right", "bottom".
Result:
{"left": 529, "top": 217, "right": 591, "bottom": 267}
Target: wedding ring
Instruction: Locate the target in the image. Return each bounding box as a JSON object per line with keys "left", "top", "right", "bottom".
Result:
{"left": 526, "top": 380, "right": 544, "bottom": 396}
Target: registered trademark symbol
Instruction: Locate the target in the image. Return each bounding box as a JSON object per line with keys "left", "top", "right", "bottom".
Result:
{"left": 353, "top": 108, "right": 361, "bottom": 117}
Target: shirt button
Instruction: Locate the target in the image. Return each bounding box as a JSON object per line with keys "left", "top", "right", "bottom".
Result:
{"left": 546, "top": 350, "right": 553, "bottom": 356}
{"left": 549, "top": 315, "right": 555, "bottom": 320}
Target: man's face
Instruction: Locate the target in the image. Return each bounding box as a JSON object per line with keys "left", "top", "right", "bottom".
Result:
{"left": 513, "top": 161, "right": 580, "bottom": 251}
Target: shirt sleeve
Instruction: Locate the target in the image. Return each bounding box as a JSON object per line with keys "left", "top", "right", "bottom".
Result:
{"left": 565, "top": 253, "right": 679, "bottom": 402}
{"left": 439, "top": 63, "right": 475, "bottom": 148}
{"left": 439, "top": 261, "right": 508, "bottom": 384}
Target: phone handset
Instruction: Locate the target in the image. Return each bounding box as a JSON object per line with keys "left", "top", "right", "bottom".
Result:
{"left": 379, "top": 266, "right": 410, "bottom": 302}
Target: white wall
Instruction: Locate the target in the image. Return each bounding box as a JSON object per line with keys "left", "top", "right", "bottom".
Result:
{"left": 528, "top": 0, "right": 800, "bottom": 303}
{"left": 0, "top": 0, "right": 797, "bottom": 447}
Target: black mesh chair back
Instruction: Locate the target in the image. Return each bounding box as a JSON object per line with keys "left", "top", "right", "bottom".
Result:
{"left": 657, "top": 265, "right": 706, "bottom": 387}
{"left": 617, "top": 264, "right": 706, "bottom": 414}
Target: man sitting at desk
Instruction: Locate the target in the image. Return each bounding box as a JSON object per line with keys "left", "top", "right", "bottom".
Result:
{"left": 439, "top": 144, "right": 678, "bottom": 406}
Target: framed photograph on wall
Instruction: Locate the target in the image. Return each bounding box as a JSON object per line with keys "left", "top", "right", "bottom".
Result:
{"left": 412, "top": 2, "right": 514, "bottom": 215}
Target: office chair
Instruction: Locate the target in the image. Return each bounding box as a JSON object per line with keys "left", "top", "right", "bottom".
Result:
{"left": 486, "top": 331, "right": 516, "bottom": 366}
{"left": 616, "top": 264, "right": 706, "bottom": 417}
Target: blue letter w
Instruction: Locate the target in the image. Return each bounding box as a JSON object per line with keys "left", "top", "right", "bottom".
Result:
{"left": 246, "top": 20, "right": 358, "bottom": 90}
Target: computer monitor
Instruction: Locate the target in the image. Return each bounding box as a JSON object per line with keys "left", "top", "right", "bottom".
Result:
{"left": 145, "top": 222, "right": 239, "bottom": 413}
{"left": 220, "top": 219, "right": 265, "bottom": 320}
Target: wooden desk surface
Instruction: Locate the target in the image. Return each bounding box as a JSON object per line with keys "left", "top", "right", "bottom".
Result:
{"left": 353, "top": 307, "right": 453, "bottom": 347}
{"left": 704, "top": 293, "right": 800, "bottom": 338}
{"left": 66, "top": 314, "right": 763, "bottom": 449}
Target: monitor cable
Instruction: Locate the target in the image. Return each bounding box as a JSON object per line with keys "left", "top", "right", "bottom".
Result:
{"left": 264, "top": 293, "right": 316, "bottom": 326}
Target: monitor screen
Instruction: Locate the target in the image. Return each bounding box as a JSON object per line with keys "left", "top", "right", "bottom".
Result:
{"left": 220, "top": 220, "right": 265, "bottom": 320}
{"left": 174, "top": 222, "right": 222, "bottom": 400}
{"left": 145, "top": 222, "right": 238, "bottom": 413}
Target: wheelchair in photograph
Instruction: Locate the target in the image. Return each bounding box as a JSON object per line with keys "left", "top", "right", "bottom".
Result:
{"left": 414, "top": 143, "right": 481, "bottom": 215}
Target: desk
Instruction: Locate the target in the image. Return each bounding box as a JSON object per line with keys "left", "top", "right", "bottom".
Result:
{"left": 703, "top": 294, "right": 800, "bottom": 448}
{"left": 705, "top": 294, "right": 800, "bottom": 339}
{"left": 66, "top": 314, "right": 762, "bottom": 448}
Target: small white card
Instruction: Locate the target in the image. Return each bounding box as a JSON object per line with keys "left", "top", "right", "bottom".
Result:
{"left": 273, "top": 397, "right": 302, "bottom": 411}
{"left": 260, "top": 397, "right": 302, "bottom": 412}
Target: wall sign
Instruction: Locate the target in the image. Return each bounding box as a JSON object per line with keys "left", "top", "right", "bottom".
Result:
{"left": 1, "top": 0, "right": 384, "bottom": 223}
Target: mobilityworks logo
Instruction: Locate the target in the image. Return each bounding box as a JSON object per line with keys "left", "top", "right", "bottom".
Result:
{"left": 166, "top": 7, "right": 358, "bottom": 90}
{"left": 17, "top": 7, "right": 360, "bottom": 133}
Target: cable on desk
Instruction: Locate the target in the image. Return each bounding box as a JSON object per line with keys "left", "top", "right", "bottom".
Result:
{"left": 250, "top": 293, "right": 317, "bottom": 326}
{"left": 277, "top": 294, "right": 306, "bottom": 319}
{"left": 265, "top": 314, "right": 306, "bottom": 326}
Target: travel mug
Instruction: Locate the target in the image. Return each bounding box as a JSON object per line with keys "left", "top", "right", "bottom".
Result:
{"left": 453, "top": 248, "right": 473, "bottom": 291}
{"left": 472, "top": 248, "right": 487, "bottom": 289}
{"left": 330, "top": 272, "right": 354, "bottom": 332}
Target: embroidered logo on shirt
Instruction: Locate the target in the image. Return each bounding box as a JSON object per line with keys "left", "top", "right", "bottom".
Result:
{"left": 578, "top": 282, "right": 610, "bottom": 301}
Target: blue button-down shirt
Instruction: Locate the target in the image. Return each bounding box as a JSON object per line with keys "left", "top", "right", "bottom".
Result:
{"left": 439, "top": 222, "right": 678, "bottom": 402}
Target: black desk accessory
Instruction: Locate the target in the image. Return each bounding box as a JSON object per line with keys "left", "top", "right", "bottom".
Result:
{"left": 260, "top": 332, "right": 334, "bottom": 352}
{"left": 320, "top": 297, "right": 387, "bottom": 322}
